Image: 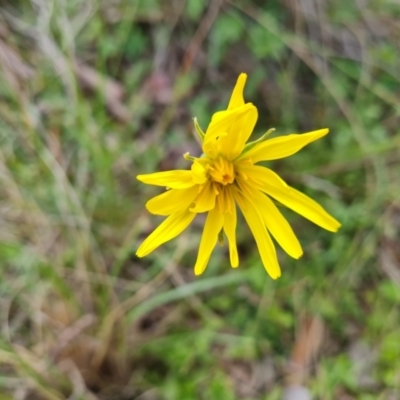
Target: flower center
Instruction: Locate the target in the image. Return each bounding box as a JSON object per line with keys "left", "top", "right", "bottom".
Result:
{"left": 208, "top": 157, "right": 235, "bottom": 185}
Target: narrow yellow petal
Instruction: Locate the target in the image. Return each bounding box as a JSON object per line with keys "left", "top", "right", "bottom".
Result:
{"left": 190, "top": 181, "right": 216, "bottom": 213}
{"left": 191, "top": 160, "right": 208, "bottom": 184}
{"left": 146, "top": 186, "right": 199, "bottom": 215}
{"left": 249, "top": 188, "right": 303, "bottom": 259}
{"left": 244, "top": 129, "right": 329, "bottom": 163}
{"left": 202, "top": 108, "right": 239, "bottom": 157}
{"left": 234, "top": 189, "right": 281, "bottom": 279}
{"left": 136, "top": 210, "right": 196, "bottom": 257}
{"left": 194, "top": 207, "right": 224, "bottom": 275}
{"left": 236, "top": 163, "right": 288, "bottom": 189}
{"left": 203, "top": 104, "right": 255, "bottom": 158}
{"left": 137, "top": 170, "right": 195, "bottom": 189}
{"left": 223, "top": 201, "right": 239, "bottom": 268}
{"left": 219, "top": 104, "right": 258, "bottom": 160}
{"left": 261, "top": 183, "right": 341, "bottom": 232}
{"left": 227, "top": 73, "right": 247, "bottom": 110}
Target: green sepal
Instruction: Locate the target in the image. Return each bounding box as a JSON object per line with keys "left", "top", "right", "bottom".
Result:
{"left": 193, "top": 117, "right": 206, "bottom": 142}
{"left": 237, "top": 128, "right": 276, "bottom": 159}
{"left": 218, "top": 228, "right": 224, "bottom": 246}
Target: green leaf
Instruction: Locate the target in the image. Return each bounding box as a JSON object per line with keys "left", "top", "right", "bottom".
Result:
{"left": 186, "top": 0, "right": 206, "bottom": 21}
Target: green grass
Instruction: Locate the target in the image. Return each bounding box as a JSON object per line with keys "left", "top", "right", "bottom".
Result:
{"left": 0, "top": 0, "right": 399, "bottom": 398}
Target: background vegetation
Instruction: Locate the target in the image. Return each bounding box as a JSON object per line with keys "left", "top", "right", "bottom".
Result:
{"left": 0, "top": 0, "right": 399, "bottom": 398}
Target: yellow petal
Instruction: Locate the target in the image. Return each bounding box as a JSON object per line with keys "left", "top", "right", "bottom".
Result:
{"left": 203, "top": 104, "right": 255, "bottom": 158}
{"left": 137, "top": 170, "right": 195, "bottom": 189}
{"left": 190, "top": 181, "right": 217, "bottom": 213}
{"left": 202, "top": 108, "right": 239, "bottom": 157}
{"left": 146, "top": 186, "right": 199, "bottom": 215}
{"left": 236, "top": 163, "right": 288, "bottom": 189}
{"left": 194, "top": 207, "right": 224, "bottom": 275}
{"left": 261, "top": 183, "right": 341, "bottom": 232}
{"left": 223, "top": 201, "right": 239, "bottom": 268}
{"left": 191, "top": 160, "right": 208, "bottom": 184}
{"left": 244, "top": 129, "right": 329, "bottom": 163}
{"left": 219, "top": 104, "right": 258, "bottom": 160}
{"left": 249, "top": 188, "right": 303, "bottom": 259}
{"left": 216, "top": 185, "right": 235, "bottom": 215}
{"left": 227, "top": 73, "right": 247, "bottom": 110}
{"left": 234, "top": 189, "right": 281, "bottom": 279}
{"left": 136, "top": 210, "right": 196, "bottom": 257}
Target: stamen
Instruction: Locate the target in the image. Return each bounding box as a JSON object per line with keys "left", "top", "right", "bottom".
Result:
{"left": 218, "top": 229, "right": 224, "bottom": 246}
{"left": 208, "top": 157, "right": 235, "bottom": 185}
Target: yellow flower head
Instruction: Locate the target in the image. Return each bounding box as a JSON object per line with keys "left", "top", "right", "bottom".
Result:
{"left": 136, "top": 73, "right": 341, "bottom": 279}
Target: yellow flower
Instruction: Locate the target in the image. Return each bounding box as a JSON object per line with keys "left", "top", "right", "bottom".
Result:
{"left": 136, "top": 73, "right": 340, "bottom": 278}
